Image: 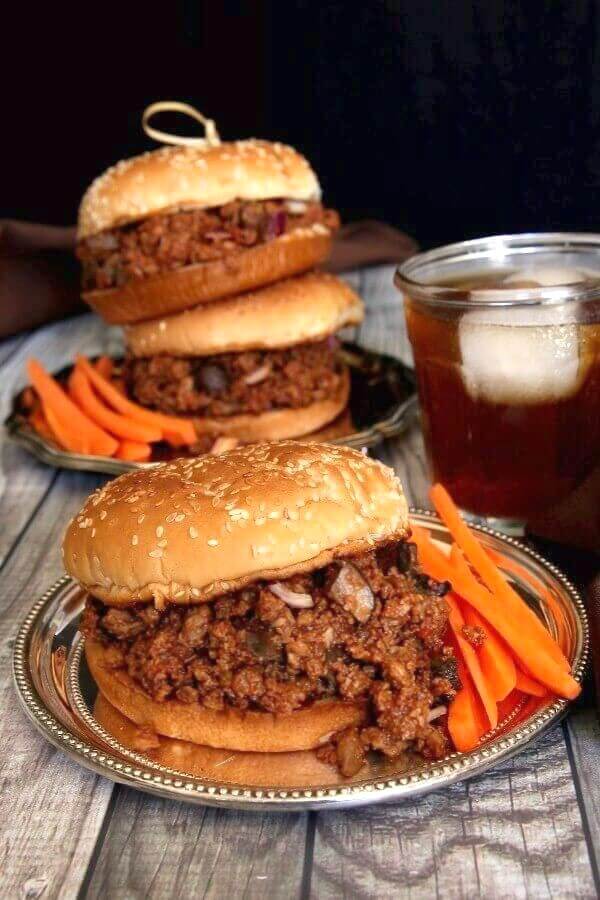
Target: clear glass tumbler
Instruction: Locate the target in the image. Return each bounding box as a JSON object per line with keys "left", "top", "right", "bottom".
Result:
{"left": 395, "top": 233, "right": 600, "bottom": 534}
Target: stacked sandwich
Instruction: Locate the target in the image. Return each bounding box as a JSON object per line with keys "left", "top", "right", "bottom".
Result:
{"left": 76, "top": 133, "right": 364, "bottom": 449}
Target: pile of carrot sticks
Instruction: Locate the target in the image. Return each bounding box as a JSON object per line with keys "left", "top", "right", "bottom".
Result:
{"left": 26, "top": 356, "right": 196, "bottom": 461}
{"left": 415, "top": 484, "right": 580, "bottom": 752}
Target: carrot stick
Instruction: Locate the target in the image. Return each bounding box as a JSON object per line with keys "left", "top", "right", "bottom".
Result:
{"left": 27, "top": 359, "right": 118, "bottom": 457}
{"left": 70, "top": 367, "right": 162, "bottom": 443}
{"left": 411, "top": 524, "right": 580, "bottom": 700}
{"left": 447, "top": 594, "right": 498, "bottom": 729}
{"left": 461, "top": 600, "right": 516, "bottom": 702}
{"left": 28, "top": 407, "right": 56, "bottom": 444}
{"left": 486, "top": 546, "right": 569, "bottom": 654}
{"left": 430, "top": 484, "right": 570, "bottom": 673}
{"left": 94, "top": 356, "right": 114, "bottom": 379}
{"left": 75, "top": 355, "right": 196, "bottom": 446}
{"left": 447, "top": 645, "right": 489, "bottom": 753}
{"left": 115, "top": 440, "right": 152, "bottom": 462}
{"left": 451, "top": 548, "right": 517, "bottom": 701}
{"left": 515, "top": 669, "right": 547, "bottom": 697}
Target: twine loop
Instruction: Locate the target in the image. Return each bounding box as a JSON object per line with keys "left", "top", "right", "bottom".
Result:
{"left": 142, "top": 101, "right": 221, "bottom": 147}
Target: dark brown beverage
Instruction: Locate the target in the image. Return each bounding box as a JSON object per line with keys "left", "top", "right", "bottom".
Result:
{"left": 404, "top": 274, "right": 600, "bottom": 522}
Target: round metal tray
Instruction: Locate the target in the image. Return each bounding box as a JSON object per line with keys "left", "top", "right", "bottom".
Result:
{"left": 13, "top": 513, "right": 588, "bottom": 811}
{"left": 4, "top": 344, "right": 417, "bottom": 475}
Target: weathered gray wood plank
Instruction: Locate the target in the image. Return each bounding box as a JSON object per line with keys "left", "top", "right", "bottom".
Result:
{"left": 357, "top": 265, "right": 413, "bottom": 367}
{"left": 0, "top": 331, "right": 27, "bottom": 367}
{"left": 565, "top": 708, "right": 600, "bottom": 882}
{"left": 310, "top": 727, "right": 595, "bottom": 900}
{"left": 0, "top": 314, "right": 120, "bottom": 566}
{"left": 85, "top": 789, "right": 308, "bottom": 900}
{"left": 0, "top": 470, "right": 114, "bottom": 899}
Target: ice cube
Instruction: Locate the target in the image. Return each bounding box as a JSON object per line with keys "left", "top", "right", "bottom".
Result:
{"left": 503, "top": 265, "right": 588, "bottom": 286}
{"left": 459, "top": 305, "right": 586, "bottom": 404}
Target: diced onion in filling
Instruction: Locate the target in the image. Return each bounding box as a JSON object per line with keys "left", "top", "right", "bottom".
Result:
{"left": 286, "top": 200, "right": 308, "bottom": 214}
{"left": 269, "top": 582, "right": 314, "bottom": 608}
{"left": 243, "top": 363, "right": 272, "bottom": 385}
{"left": 427, "top": 705, "right": 447, "bottom": 722}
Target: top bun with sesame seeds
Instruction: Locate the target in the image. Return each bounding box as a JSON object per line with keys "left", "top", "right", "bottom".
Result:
{"left": 62, "top": 441, "right": 409, "bottom": 607}
{"left": 76, "top": 140, "right": 339, "bottom": 324}
{"left": 77, "top": 141, "right": 322, "bottom": 240}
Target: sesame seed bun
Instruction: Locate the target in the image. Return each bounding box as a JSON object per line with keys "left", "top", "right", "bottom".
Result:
{"left": 189, "top": 368, "right": 350, "bottom": 442}
{"left": 86, "top": 638, "right": 365, "bottom": 753}
{"left": 124, "top": 273, "right": 364, "bottom": 357}
{"left": 93, "top": 693, "right": 354, "bottom": 783}
{"left": 82, "top": 225, "right": 333, "bottom": 325}
{"left": 77, "top": 141, "right": 321, "bottom": 241}
{"left": 63, "top": 442, "right": 409, "bottom": 607}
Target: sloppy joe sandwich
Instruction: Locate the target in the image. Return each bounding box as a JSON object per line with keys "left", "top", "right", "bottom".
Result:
{"left": 65, "top": 442, "right": 456, "bottom": 776}
{"left": 122, "top": 272, "right": 364, "bottom": 442}
{"left": 77, "top": 139, "right": 339, "bottom": 324}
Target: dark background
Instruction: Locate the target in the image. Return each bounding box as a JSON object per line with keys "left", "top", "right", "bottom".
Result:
{"left": 4, "top": 1, "right": 600, "bottom": 249}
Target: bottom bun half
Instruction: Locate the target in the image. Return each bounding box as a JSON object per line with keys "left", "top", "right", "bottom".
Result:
{"left": 83, "top": 227, "right": 333, "bottom": 325}
{"left": 192, "top": 367, "right": 350, "bottom": 442}
{"left": 86, "top": 638, "right": 364, "bottom": 752}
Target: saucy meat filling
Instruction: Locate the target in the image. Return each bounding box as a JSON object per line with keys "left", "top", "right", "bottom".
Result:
{"left": 82, "top": 542, "right": 456, "bottom": 775}
{"left": 123, "top": 339, "right": 344, "bottom": 417}
{"left": 77, "top": 199, "right": 340, "bottom": 291}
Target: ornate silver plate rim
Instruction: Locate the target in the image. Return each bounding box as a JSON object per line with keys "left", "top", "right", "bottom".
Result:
{"left": 3, "top": 344, "right": 417, "bottom": 474}
{"left": 12, "top": 512, "right": 588, "bottom": 811}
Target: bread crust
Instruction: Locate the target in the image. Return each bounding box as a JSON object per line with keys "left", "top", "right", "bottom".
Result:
{"left": 82, "top": 227, "right": 332, "bottom": 324}
{"left": 63, "top": 441, "right": 409, "bottom": 606}
{"left": 86, "top": 637, "right": 364, "bottom": 752}
{"left": 77, "top": 140, "right": 321, "bottom": 240}
{"left": 124, "top": 272, "right": 364, "bottom": 357}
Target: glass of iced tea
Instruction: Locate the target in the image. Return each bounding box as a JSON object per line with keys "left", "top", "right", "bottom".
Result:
{"left": 395, "top": 233, "right": 600, "bottom": 534}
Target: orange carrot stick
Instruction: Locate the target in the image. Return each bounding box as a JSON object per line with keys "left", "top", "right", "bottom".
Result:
{"left": 70, "top": 367, "right": 162, "bottom": 443}
{"left": 28, "top": 407, "right": 56, "bottom": 444}
{"left": 486, "top": 546, "right": 569, "bottom": 654}
{"left": 451, "top": 548, "right": 517, "bottom": 701}
{"left": 411, "top": 524, "right": 580, "bottom": 700}
{"left": 94, "top": 356, "right": 114, "bottom": 379}
{"left": 27, "top": 359, "right": 118, "bottom": 457}
{"left": 447, "top": 594, "right": 498, "bottom": 729}
{"left": 115, "top": 440, "right": 152, "bottom": 462}
{"left": 515, "top": 669, "right": 547, "bottom": 697}
{"left": 75, "top": 355, "right": 196, "bottom": 446}
{"left": 447, "top": 646, "right": 489, "bottom": 753}
{"left": 429, "top": 484, "right": 570, "bottom": 673}
{"left": 461, "top": 601, "right": 516, "bottom": 702}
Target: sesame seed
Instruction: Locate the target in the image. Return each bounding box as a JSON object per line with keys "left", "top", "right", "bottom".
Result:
{"left": 189, "top": 526, "right": 198, "bottom": 539}
{"left": 149, "top": 548, "right": 163, "bottom": 559}
{"left": 156, "top": 526, "right": 164, "bottom": 537}
{"left": 166, "top": 512, "right": 178, "bottom": 524}
{"left": 207, "top": 538, "right": 219, "bottom": 547}
{"left": 175, "top": 513, "right": 185, "bottom": 522}
{"left": 132, "top": 535, "right": 138, "bottom": 546}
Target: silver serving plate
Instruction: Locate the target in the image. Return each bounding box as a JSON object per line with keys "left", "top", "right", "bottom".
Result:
{"left": 13, "top": 513, "right": 588, "bottom": 811}
{"left": 4, "top": 344, "right": 417, "bottom": 475}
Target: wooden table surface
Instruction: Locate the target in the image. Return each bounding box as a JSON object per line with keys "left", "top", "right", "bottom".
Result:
{"left": 1, "top": 265, "right": 599, "bottom": 899}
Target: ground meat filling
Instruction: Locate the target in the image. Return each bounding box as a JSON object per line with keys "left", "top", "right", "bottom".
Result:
{"left": 77, "top": 199, "right": 340, "bottom": 291}
{"left": 123, "top": 339, "right": 344, "bottom": 417}
{"left": 81, "top": 542, "right": 456, "bottom": 775}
